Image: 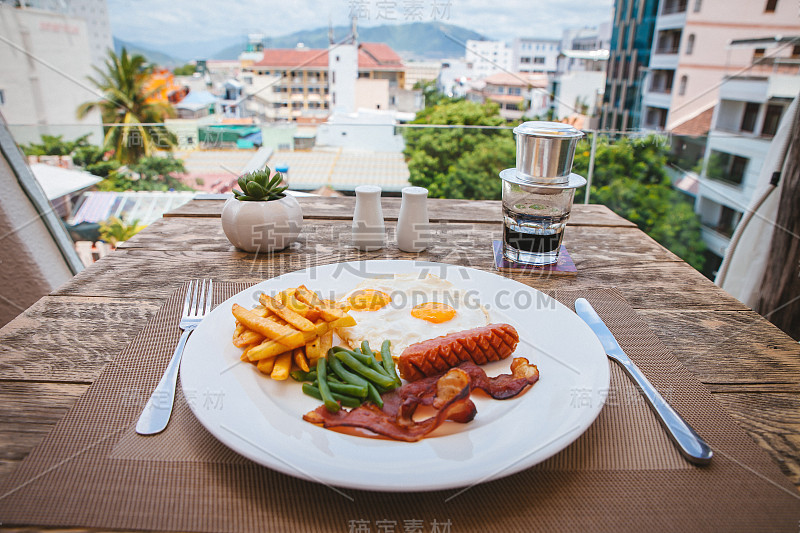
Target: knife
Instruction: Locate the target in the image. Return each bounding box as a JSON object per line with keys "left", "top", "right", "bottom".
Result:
{"left": 575, "top": 298, "right": 713, "bottom": 465}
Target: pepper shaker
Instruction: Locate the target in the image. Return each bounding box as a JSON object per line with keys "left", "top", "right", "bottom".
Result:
{"left": 396, "top": 186, "right": 430, "bottom": 252}
{"left": 352, "top": 185, "right": 385, "bottom": 251}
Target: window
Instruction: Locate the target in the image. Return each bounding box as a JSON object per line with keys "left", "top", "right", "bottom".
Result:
{"left": 678, "top": 75, "right": 687, "bottom": 95}
{"left": 753, "top": 48, "right": 765, "bottom": 61}
{"left": 761, "top": 104, "right": 783, "bottom": 136}
{"left": 716, "top": 206, "right": 742, "bottom": 238}
{"left": 686, "top": 34, "right": 695, "bottom": 55}
{"left": 534, "top": 57, "right": 545, "bottom": 64}
{"left": 792, "top": 44, "right": 800, "bottom": 58}
{"left": 740, "top": 102, "right": 760, "bottom": 132}
{"left": 693, "top": 0, "right": 701, "bottom": 11}
{"left": 706, "top": 150, "right": 748, "bottom": 185}
{"left": 0, "top": 89, "right": 4, "bottom": 105}
{"left": 764, "top": 0, "right": 777, "bottom": 11}
{"left": 520, "top": 57, "right": 532, "bottom": 63}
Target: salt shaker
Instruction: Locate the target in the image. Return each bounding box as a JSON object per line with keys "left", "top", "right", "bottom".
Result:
{"left": 396, "top": 186, "right": 430, "bottom": 252}
{"left": 352, "top": 185, "right": 385, "bottom": 251}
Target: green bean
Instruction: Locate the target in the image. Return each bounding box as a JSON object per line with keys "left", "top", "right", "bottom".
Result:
{"left": 332, "top": 350, "right": 398, "bottom": 389}
{"left": 327, "top": 380, "right": 368, "bottom": 399}
{"left": 332, "top": 345, "right": 372, "bottom": 365}
{"left": 315, "top": 358, "right": 339, "bottom": 413}
{"left": 366, "top": 382, "right": 383, "bottom": 408}
{"left": 312, "top": 378, "right": 367, "bottom": 399}
{"left": 361, "top": 341, "right": 392, "bottom": 377}
{"left": 290, "top": 370, "right": 317, "bottom": 382}
{"left": 380, "top": 340, "right": 401, "bottom": 385}
{"left": 302, "top": 384, "right": 362, "bottom": 409}
{"left": 332, "top": 346, "right": 392, "bottom": 380}
{"left": 327, "top": 350, "right": 370, "bottom": 388}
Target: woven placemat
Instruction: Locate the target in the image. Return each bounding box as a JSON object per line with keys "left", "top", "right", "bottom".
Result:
{"left": 0, "top": 283, "right": 798, "bottom": 532}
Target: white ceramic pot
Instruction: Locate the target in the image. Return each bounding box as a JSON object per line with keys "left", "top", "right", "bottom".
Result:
{"left": 221, "top": 196, "right": 303, "bottom": 253}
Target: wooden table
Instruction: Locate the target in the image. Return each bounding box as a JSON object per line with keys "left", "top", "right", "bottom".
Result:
{"left": 2, "top": 197, "right": 799, "bottom": 527}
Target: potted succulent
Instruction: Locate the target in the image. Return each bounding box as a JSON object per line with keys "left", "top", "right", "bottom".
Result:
{"left": 221, "top": 168, "right": 303, "bottom": 252}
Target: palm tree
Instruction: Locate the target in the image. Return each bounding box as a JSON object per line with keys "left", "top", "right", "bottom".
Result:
{"left": 77, "top": 48, "right": 176, "bottom": 165}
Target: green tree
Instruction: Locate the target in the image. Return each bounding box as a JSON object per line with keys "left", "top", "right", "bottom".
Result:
{"left": 77, "top": 48, "right": 176, "bottom": 165}
{"left": 173, "top": 63, "right": 196, "bottom": 76}
{"left": 96, "top": 156, "right": 192, "bottom": 192}
{"left": 413, "top": 80, "right": 456, "bottom": 109}
{"left": 403, "top": 100, "right": 514, "bottom": 200}
{"left": 21, "top": 134, "right": 90, "bottom": 156}
{"left": 573, "top": 135, "right": 706, "bottom": 270}
{"left": 99, "top": 217, "right": 144, "bottom": 246}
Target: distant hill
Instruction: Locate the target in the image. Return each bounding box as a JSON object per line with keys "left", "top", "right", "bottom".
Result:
{"left": 113, "top": 37, "right": 182, "bottom": 67}
{"left": 211, "top": 22, "right": 486, "bottom": 60}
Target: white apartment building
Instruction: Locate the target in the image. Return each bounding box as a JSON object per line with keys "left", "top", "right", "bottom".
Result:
{"left": 694, "top": 43, "right": 800, "bottom": 269}
{"left": 512, "top": 38, "right": 560, "bottom": 73}
{"left": 0, "top": 0, "right": 113, "bottom": 68}
{"left": 641, "top": 0, "right": 800, "bottom": 132}
{"left": 0, "top": 5, "right": 104, "bottom": 145}
{"left": 465, "top": 40, "right": 513, "bottom": 79}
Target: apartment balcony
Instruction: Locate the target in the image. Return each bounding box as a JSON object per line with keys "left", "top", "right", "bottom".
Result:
{"left": 661, "top": 0, "right": 687, "bottom": 15}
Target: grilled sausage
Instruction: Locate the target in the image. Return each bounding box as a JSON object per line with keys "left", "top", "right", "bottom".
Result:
{"left": 397, "top": 324, "right": 520, "bottom": 381}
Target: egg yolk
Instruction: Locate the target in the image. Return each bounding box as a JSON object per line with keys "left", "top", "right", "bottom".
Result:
{"left": 411, "top": 302, "right": 456, "bottom": 323}
{"left": 348, "top": 289, "right": 392, "bottom": 311}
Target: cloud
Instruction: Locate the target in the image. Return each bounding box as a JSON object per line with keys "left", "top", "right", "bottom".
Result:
{"left": 108, "top": 0, "right": 614, "bottom": 46}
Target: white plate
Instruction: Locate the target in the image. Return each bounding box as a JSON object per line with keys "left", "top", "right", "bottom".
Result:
{"left": 181, "top": 260, "right": 609, "bottom": 492}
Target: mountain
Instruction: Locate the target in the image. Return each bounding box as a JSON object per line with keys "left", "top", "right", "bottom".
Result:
{"left": 211, "top": 22, "right": 487, "bottom": 61}
{"left": 113, "top": 37, "right": 182, "bottom": 67}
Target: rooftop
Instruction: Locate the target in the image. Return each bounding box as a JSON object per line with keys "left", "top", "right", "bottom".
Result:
{"left": 483, "top": 72, "right": 549, "bottom": 87}
{"left": 252, "top": 42, "right": 404, "bottom": 70}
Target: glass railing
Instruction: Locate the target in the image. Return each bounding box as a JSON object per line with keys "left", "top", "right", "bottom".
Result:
{"left": 5, "top": 118, "right": 783, "bottom": 280}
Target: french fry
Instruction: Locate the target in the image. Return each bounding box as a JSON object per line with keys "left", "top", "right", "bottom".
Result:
{"left": 306, "top": 336, "right": 320, "bottom": 361}
{"left": 232, "top": 304, "right": 304, "bottom": 348}
{"left": 295, "top": 286, "right": 347, "bottom": 321}
{"left": 285, "top": 294, "right": 321, "bottom": 321}
{"left": 271, "top": 352, "right": 292, "bottom": 380}
{"left": 259, "top": 293, "right": 316, "bottom": 332}
{"left": 293, "top": 347, "right": 310, "bottom": 372}
{"left": 247, "top": 339, "right": 293, "bottom": 361}
{"left": 319, "top": 330, "right": 333, "bottom": 359}
{"left": 257, "top": 357, "right": 275, "bottom": 374}
{"left": 328, "top": 314, "right": 357, "bottom": 329}
{"left": 233, "top": 329, "right": 265, "bottom": 348}
{"left": 234, "top": 322, "right": 245, "bottom": 339}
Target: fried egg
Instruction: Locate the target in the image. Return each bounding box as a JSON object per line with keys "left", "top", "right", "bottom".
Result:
{"left": 337, "top": 273, "right": 489, "bottom": 355}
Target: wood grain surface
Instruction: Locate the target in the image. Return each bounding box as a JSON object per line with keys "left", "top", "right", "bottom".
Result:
{"left": 1, "top": 198, "right": 799, "bottom": 533}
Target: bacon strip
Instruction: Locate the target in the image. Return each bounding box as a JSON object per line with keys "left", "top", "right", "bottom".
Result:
{"left": 303, "top": 369, "right": 476, "bottom": 442}
{"left": 303, "top": 359, "right": 540, "bottom": 442}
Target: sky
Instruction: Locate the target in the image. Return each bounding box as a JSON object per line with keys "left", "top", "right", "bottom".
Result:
{"left": 108, "top": 0, "right": 614, "bottom": 47}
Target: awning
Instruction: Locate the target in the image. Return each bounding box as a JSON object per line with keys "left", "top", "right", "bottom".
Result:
{"left": 30, "top": 163, "right": 102, "bottom": 200}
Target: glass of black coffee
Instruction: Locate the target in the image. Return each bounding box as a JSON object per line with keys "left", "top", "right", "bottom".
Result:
{"left": 499, "top": 121, "right": 586, "bottom": 266}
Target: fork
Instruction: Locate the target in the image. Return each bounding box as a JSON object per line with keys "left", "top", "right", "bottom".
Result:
{"left": 136, "top": 279, "right": 213, "bottom": 435}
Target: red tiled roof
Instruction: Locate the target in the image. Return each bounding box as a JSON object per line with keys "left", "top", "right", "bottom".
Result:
{"left": 671, "top": 107, "right": 714, "bottom": 136}
{"left": 253, "top": 42, "right": 403, "bottom": 71}
{"left": 359, "top": 42, "right": 403, "bottom": 67}
{"left": 254, "top": 49, "right": 329, "bottom": 68}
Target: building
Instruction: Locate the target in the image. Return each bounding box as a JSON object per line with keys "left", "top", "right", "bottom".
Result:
{"left": 693, "top": 37, "right": 800, "bottom": 273}
{"left": 640, "top": 0, "right": 800, "bottom": 133}
{"left": 0, "top": 0, "right": 113, "bottom": 68}
{"left": 600, "top": 0, "right": 660, "bottom": 131}
{"left": 243, "top": 42, "right": 406, "bottom": 121}
{"left": 0, "top": 5, "right": 104, "bottom": 145}
{"left": 437, "top": 59, "right": 472, "bottom": 98}
{"left": 562, "top": 24, "right": 612, "bottom": 52}
{"left": 465, "top": 40, "right": 513, "bottom": 79}
{"left": 469, "top": 72, "right": 550, "bottom": 120}
{"left": 511, "top": 38, "right": 560, "bottom": 74}
{"left": 403, "top": 61, "right": 442, "bottom": 90}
